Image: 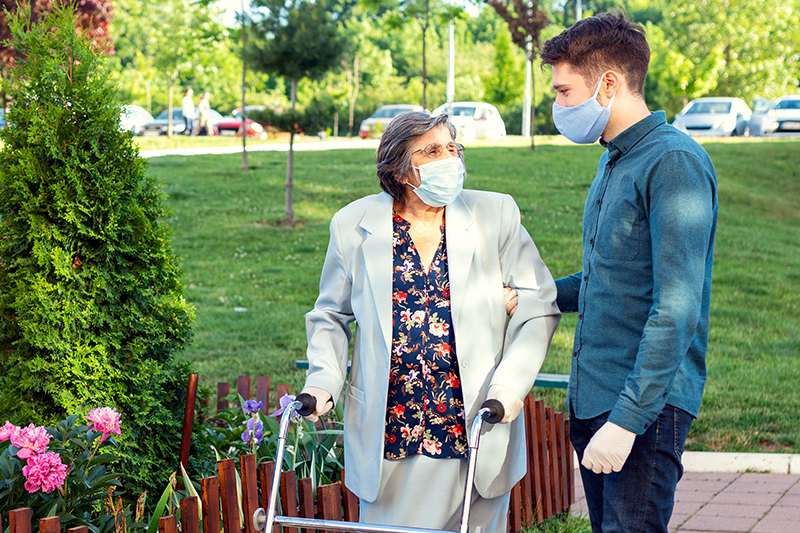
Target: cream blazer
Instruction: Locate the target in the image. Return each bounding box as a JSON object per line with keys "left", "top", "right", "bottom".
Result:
{"left": 304, "top": 190, "right": 560, "bottom": 501}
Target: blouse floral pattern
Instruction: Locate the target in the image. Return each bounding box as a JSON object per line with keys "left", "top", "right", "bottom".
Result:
{"left": 384, "top": 213, "right": 468, "bottom": 460}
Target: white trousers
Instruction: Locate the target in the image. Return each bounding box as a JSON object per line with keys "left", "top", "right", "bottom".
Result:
{"left": 358, "top": 455, "right": 510, "bottom": 533}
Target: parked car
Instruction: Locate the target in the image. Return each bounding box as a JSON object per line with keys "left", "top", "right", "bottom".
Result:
{"left": 120, "top": 105, "right": 153, "bottom": 136}
{"left": 672, "top": 97, "right": 752, "bottom": 137}
{"left": 216, "top": 115, "right": 267, "bottom": 139}
{"left": 359, "top": 104, "right": 426, "bottom": 138}
{"left": 139, "top": 108, "right": 223, "bottom": 136}
{"left": 766, "top": 95, "right": 800, "bottom": 134}
{"left": 747, "top": 97, "right": 777, "bottom": 137}
{"left": 431, "top": 102, "right": 507, "bottom": 142}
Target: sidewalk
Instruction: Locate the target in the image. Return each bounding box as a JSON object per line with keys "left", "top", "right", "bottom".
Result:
{"left": 571, "top": 462, "right": 800, "bottom": 532}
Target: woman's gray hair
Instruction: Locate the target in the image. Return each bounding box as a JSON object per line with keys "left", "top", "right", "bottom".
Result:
{"left": 375, "top": 112, "right": 458, "bottom": 201}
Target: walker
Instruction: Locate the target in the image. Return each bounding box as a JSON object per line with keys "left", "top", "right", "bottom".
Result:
{"left": 252, "top": 393, "right": 505, "bottom": 533}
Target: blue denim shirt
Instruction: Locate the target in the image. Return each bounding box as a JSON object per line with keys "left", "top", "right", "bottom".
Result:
{"left": 556, "top": 111, "right": 718, "bottom": 435}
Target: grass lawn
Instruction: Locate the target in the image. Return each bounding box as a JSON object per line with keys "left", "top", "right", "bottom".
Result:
{"left": 150, "top": 136, "right": 800, "bottom": 454}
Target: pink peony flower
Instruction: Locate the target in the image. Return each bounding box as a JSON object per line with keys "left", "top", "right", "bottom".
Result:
{"left": 22, "top": 451, "right": 68, "bottom": 493}
{"left": 0, "top": 421, "right": 19, "bottom": 442}
{"left": 86, "top": 407, "right": 122, "bottom": 442}
{"left": 10, "top": 424, "right": 50, "bottom": 459}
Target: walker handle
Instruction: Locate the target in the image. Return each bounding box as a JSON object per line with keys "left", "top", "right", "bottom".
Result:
{"left": 295, "top": 393, "right": 317, "bottom": 417}
{"left": 480, "top": 399, "right": 504, "bottom": 424}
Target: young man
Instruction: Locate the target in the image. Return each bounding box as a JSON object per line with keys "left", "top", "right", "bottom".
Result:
{"left": 181, "top": 88, "right": 195, "bottom": 135}
{"left": 540, "top": 11, "right": 718, "bottom": 533}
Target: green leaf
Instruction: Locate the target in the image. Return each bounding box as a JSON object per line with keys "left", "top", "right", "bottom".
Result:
{"left": 146, "top": 482, "right": 173, "bottom": 533}
{"left": 179, "top": 462, "right": 203, "bottom": 525}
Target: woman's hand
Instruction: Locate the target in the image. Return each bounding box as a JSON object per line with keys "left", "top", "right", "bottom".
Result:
{"left": 300, "top": 387, "right": 334, "bottom": 422}
{"left": 503, "top": 286, "right": 518, "bottom": 318}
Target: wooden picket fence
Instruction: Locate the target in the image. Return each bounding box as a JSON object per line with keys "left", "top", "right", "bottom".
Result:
{"left": 4, "top": 375, "right": 573, "bottom": 532}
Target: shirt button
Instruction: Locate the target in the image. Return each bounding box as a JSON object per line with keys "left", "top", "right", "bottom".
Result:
{"left": 589, "top": 238, "right": 594, "bottom": 245}
{"left": 583, "top": 275, "right": 588, "bottom": 281}
{"left": 462, "top": 360, "right": 470, "bottom": 369}
{"left": 596, "top": 200, "right": 602, "bottom": 206}
{"left": 572, "top": 351, "right": 578, "bottom": 357}
{"left": 578, "top": 314, "right": 583, "bottom": 320}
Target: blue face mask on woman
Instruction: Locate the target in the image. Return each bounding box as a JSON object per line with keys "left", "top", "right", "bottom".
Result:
{"left": 552, "top": 76, "right": 615, "bottom": 144}
{"left": 411, "top": 157, "right": 465, "bottom": 207}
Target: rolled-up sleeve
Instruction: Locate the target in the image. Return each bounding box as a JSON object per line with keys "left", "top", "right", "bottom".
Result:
{"left": 609, "top": 151, "right": 717, "bottom": 433}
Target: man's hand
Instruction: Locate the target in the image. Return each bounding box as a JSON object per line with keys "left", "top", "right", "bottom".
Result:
{"left": 300, "top": 387, "right": 334, "bottom": 422}
{"left": 486, "top": 385, "right": 524, "bottom": 424}
{"left": 582, "top": 421, "right": 637, "bottom": 474}
{"left": 503, "top": 286, "right": 518, "bottom": 318}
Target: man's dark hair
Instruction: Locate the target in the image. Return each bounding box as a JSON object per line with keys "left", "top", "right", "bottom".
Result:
{"left": 540, "top": 10, "right": 650, "bottom": 97}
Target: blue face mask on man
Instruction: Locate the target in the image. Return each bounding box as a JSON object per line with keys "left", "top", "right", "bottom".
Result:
{"left": 552, "top": 76, "right": 616, "bottom": 144}
{"left": 410, "top": 156, "right": 465, "bottom": 207}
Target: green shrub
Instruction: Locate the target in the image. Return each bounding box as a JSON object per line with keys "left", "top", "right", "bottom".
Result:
{"left": 0, "top": 5, "right": 194, "bottom": 504}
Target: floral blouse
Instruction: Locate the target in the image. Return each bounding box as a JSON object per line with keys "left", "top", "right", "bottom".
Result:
{"left": 384, "top": 213, "right": 468, "bottom": 460}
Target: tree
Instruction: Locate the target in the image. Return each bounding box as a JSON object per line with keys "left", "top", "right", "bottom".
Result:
{"left": 481, "top": 27, "right": 524, "bottom": 107}
{"left": 0, "top": 4, "right": 194, "bottom": 503}
{"left": 248, "top": 0, "right": 348, "bottom": 225}
{"left": 654, "top": 0, "right": 800, "bottom": 106}
{"left": 0, "top": 0, "right": 113, "bottom": 109}
{"left": 482, "top": 0, "right": 548, "bottom": 149}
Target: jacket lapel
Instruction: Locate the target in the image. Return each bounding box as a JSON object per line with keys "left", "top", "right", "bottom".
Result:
{"left": 445, "top": 195, "right": 476, "bottom": 332}
{"left": 358, "top": 193, "right": 394, "bottom": 359}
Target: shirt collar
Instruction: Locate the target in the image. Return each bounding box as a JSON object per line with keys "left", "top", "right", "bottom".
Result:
{"left": 601, "top": 111, "right": 667, "bottom": 162}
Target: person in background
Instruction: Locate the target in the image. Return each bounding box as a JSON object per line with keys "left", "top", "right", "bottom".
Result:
{"left": 193, "top": 91, "right": 215, "bottom": 136}
{"left": 538, "top": 10, "right": 718, "bottom": 533}
{"left": 181, "top": 88, "right": 195, "bottom": 135}
{"left": 299, "top": 112, "right": 560, "bottom": 533}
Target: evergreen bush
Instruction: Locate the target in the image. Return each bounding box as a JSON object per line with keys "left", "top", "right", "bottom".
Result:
{"left": 0, "top": 6, "right": 194, "bottom": 503}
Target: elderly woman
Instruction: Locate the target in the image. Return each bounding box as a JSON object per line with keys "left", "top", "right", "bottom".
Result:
{"left": 301, "top": 112, "right": 559, "bottom": 533}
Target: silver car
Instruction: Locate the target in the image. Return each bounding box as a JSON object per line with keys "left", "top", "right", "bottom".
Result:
{"left": 767, "top": 95, "right": 800, "bottom": 134}
{"left": 672, "top": 97, "right": 752, "bottom": 137}
{"left": 431, "top": 102, "right": 507, "bottom": 142}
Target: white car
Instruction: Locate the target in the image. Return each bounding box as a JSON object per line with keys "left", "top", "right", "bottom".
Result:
{"left": 120, "top": 105, "right": 154, "bottom": 136}
{"left": 359, "top": 104, "right": 426, "bottom": 138}
{"left": 765, "top": 95, "right": 800, "bottom": 134}
{"left": 432, "top": 102, "right": 507, "bottom": 142}
{"left": 672, "top": 97, "right": 752, "bottom": 137}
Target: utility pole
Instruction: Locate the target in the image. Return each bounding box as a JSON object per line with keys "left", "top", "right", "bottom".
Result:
{"left": 446, "top": 20, "right": 455, "bottom": 117}
{"left": 522, "top": 38, "right": 532, "bottom": 139}
{"left": 240, "top": 0, "right": 248, "bottom": 171}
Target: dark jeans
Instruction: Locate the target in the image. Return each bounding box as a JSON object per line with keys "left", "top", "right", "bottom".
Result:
{"left": 183, "top": 117, "right": 194, "bottom": 135}
{"left": 570, "top": 405, "right": 693, "bottom": 533}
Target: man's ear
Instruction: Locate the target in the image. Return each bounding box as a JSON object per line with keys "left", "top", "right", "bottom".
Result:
{"left": 600, "top": 71, "right": 621, "bottom": 103}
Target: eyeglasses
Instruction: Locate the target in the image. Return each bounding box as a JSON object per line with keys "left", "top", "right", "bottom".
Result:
{"left": 412, "top": 142, "right": 465, "bottom": 159}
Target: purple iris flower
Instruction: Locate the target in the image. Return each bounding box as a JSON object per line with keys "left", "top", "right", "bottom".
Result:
{"left": 269, "top": 394, "right": 301, "bottom": 421}
{"left": 243, "top": 399, "right": 263, "bottom": 416}
{"left": 242, "top": 416, "right": 264, "bottom": 445}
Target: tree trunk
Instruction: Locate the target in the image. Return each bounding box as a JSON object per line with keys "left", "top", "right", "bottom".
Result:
{"left": 348, "top": 55, "right": 359, "bottom": 137}
{"left": 241, "top": 4, "right": 248, "bottom": 171}
{"left": 530, "top": 66, "right": 536, "bottom": 151}
{"left": 285, "top": 78, "right": 298, "bottom": 226}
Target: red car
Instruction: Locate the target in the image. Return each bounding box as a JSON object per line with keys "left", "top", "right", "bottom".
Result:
{"left": 216, "top": 114, "right": 267, "bottom": 139}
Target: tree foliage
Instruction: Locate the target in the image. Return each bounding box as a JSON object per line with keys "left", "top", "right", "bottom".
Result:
{"left": 654, "top": 0, "right": 800, "bottom": 106}
{"left": 0, "top": 4, "right": 194, "bottom": 502}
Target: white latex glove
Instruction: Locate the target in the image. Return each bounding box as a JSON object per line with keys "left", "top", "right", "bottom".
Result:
{"left": 503, "top": 286, "right": 518, "bottom": 318}
{"left": 486, "top": 384, "right": 524, "bottom": 424}
{"left": 300, "top": 386, "right": 334, "bottom": 422}
{"left": 581, "top": 421, "right": 637, "bottom": 474}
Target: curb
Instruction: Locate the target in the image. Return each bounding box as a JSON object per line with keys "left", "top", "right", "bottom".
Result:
{"left": 139, "top": 139, "right": 381, "bottom": 158}
{"left": 681, "top": 451, "right": 800, "bottom": 474}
